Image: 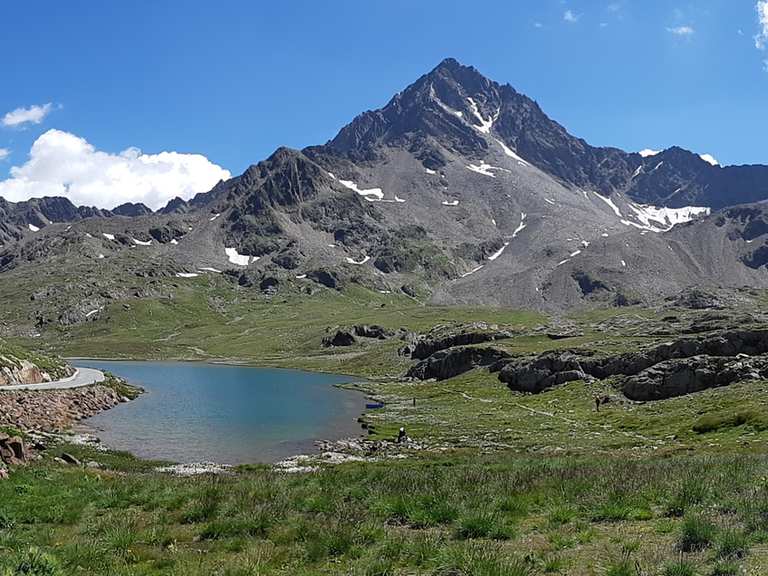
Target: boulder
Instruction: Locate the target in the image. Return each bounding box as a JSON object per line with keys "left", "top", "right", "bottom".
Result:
{"left": 259, "top": 276, "right": 279, "bottom": 294}
{"left": 308, "top": 269, "right": 341, "bottom": 290}
{"left": 499, "top": 352, "right": 590, "bottom": 393}
{"left": 322, "top": 330, "right": 356, "bottom": 347}
{"left": 546, "top": 330, "right": 584, "bottom": 340}
{"left": 60, "top": 452, "right": 81, "bottom": 466}
{"left": 353, "top": 324, "right": 392, "bottom": 340}
{"left": 407, "top": 346, "right": 511, "bottom": 381}
{"left": 0, "top": 434, "right": 27, "bottom": 466}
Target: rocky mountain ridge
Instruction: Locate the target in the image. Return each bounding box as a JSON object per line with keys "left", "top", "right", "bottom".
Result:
{"left": 2, "top": 58, "right": 768, "bottom": 320}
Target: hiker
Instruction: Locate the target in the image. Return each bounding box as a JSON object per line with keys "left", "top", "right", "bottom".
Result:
{"left": 397, "top": 427, "right": 407, "bottom": 443}
{"left": 595, "top": 396, "right": 600, "bottom": 412}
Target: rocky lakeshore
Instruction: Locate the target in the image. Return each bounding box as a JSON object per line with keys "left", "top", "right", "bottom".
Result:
{"left": 0, "top": 384, "right": 134, "bottom": 433}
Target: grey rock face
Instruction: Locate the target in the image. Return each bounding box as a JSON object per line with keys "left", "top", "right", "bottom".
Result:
{"left": 406, "top": 329, "right": 512, "bottom": 360}
{"left": 499, "top": 329, "right": 768, "bottom": 399}
{"left": 4, "top": 58, "right": 768, "bottom": 316}
{"left": 407, "top": 346, "right": 510, "bottom": 381}
{"left": 353, "top": 325, "right": 392, "bottom": 340}
{"left": 621, "top": 355, "right": 768, "bottom": 401}
{"left": 322, "top": 330, "right": 356, "bottom": 347}
{"left": 499, "top": 352, "right": 591, "bottom": 393}
{"left": 113, "top": 203, "right": 152, "bottom": 217}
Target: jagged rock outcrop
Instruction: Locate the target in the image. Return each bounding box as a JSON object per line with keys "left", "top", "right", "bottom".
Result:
{"left": 0, "top": 358, "right": 48, "bottom": 386}
{"left": 112, "top": 202, "right": 152, "bottom": 217}
{"left": 308, "top": 269, "right": 341, "bottom": 290}
{"left": 620, "top": 355, "right": 768, "bottom": 401}
{"left": 353, "top": 325, "right": 392, "bottom": 339}
{"left": 499, "top": 351, "right": 591, "bottom": 393}
{"left": 666, "top": 288, "right": 727, "bottom": 310}
{"left": 499, "top": 328, "right": 768, "bottom": 399}
{"left": 322, "top": 330, "right": 356, "bottom": 347}
{"left": 407, "top": 346, "right": 510, "bottom": 381}
{"left": 404, "top": 326, "right": 512, "bottom": 360}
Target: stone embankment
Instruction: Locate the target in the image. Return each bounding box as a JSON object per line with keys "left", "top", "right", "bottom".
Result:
{"left": 0, "top": 384, "right": 129, "bottom": 432}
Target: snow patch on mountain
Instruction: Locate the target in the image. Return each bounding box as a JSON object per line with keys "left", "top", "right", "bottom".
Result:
{"left": 512, "top": 213, "right": 527, "bottom": 238}
{"left": 466, "top": 97, "right": 497, "bottom": 134}
{"left": 345, "top": 255, "right": 370, "bottom": 265}
{"left": 176, "top": 272, "right": 199, "bottom": 278}
{"left": 132, "top": 238, "right": 151, "bottom": 246}
{"left": 495, "top": 138, "right": 529, "bottom": 166}
{"left": 338, "top": 179, "right": 384, "bottom": 201}
{"left": 626, "top": 203, "right": 710, "bottom": 232}
{"left": 699, "top": 153, "right": 719, "bottom": 166}
{"left": 639, "top": 149, "right": 661, "bottom": 158}
{"left": 431, "top": 88, "right": 464, "bottom": 119}
{"left": 28, "top": 224, "right": 39, "bottom": 232}
{"left": 461, "top": 265, "right": 484, "bottom": 278}
{"left": 593, "top": 192, "right": 623, "bottom": 218}
{"left": 467, "top": 161, "right": 500, "bottom": 177}
{"left": 442, "top": 199, "right": 459, "bottom": 206}
{"left": 225, "top": 247, "right": 256, "bottom": 266}
{"left": 488, "top": 242, "right": 510, "bottom": 261}
{"left": 102, "top": 233, "right": 115, "bottom": 241}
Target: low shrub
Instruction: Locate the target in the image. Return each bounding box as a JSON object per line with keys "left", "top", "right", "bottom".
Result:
{"left": 678, "top": 514, "right": 717, "bottom": 552}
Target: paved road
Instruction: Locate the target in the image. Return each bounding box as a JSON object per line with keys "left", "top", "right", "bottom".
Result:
{"left": 0, "top": 367, "right": 105, "bottom": 391}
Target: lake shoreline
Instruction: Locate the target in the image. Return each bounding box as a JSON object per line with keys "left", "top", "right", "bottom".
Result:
{"left": 71, "top": 360, "right": 371, "bottom": 465}
{"left": 65, "top": 355, "right": 375, "bottom": 381}
{"left": 0, "top": 383, "right": 135, "bottom": 434}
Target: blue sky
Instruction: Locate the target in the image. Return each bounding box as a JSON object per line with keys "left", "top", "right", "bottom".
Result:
{"left": 1, "top": 0, "right": 767, "bottom": 209}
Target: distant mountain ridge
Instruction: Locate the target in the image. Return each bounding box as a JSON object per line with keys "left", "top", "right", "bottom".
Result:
{"left": 2, "top": 57, "right": 768, "bottom": 319}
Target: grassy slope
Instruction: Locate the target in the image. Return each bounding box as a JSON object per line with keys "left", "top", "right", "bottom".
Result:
{"left": 0, "top": 340, "right": 70, "bottom": 381}
{"left": 45, "top": 279, "right": 543, "bottom": 376}
{"left": 3, "top": 277, "right": 768, "bottom": 573}
{"left": 2, "top": 447, "right": 768, "bottom": 575}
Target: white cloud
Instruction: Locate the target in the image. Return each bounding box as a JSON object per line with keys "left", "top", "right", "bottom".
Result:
{"left": 2, "top": 103, "right": 53, "bottom": 128}
{"left": 0, "top": 148, "right": 9, "bottom": 161}
{"left": 564, "top": 10, "right": 580, "bottom": 23}
{"left": 0, "top": 129, "right": 231, "bottom": 210}
{"left": 756, "top": 1, "right": 768, "bottom": 49}
{"left": 667, "top": 25, "right": 695, "bottom": 37}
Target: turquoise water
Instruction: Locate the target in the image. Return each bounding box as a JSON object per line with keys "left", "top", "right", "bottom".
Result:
{"left": 75, "top": 361, "right": 364, "bottom": 464}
